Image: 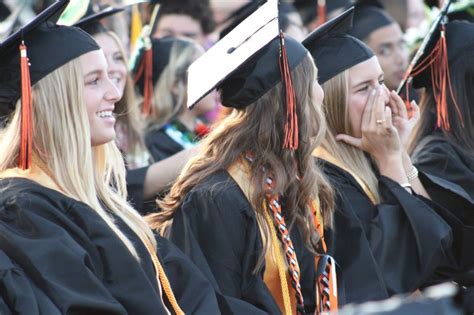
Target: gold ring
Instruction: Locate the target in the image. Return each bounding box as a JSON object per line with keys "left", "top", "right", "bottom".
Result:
{"left": 376, "top": 119, "right": 384, "bottom": 124}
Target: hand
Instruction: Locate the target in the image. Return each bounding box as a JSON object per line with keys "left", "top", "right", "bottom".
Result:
{"left": 336, "top": 88, "right": 402, "bottom": 166}
{"left": 385, "top": 88, "right": 420, "bottom": 150}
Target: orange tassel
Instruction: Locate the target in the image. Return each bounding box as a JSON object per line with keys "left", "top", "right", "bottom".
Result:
{"left": 19, "top": 42, "right": 32, "bottom": 170}
{"left": 317, "top": 0, "right": 326, "bottom": 26}
{"left": 410, "top": 24, "right": 464, "bottom": 130}
{"left": 279, "top": 31, "right": 298, "bottom": 151}
{"left": 133, "top": 44, "right": 154, "bottom": 116}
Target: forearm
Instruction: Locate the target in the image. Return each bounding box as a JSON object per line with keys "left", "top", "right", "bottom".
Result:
{"left": 402, "top": 151, "right": 431, "bottom": 199}
{"left": 375, "top": 154, "right": 409, "bottom": 188}
{"left": 142, "top": 147, "right": 198, "bottom": 200}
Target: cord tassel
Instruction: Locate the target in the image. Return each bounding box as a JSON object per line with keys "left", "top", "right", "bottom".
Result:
{"left": 317, "top": 0, "right": 327, "bottom": 26}
{"left": 409, "top": 24, "right": 464, "bottom": 130}
{"left": 279, "top": 31, "right": 298, "bottom": 151}
{"left": 19, "top": 42, "right": 32, "bottom": 170}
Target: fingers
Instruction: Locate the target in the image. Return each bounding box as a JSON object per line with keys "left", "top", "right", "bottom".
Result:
{"left": 362, "top": 88, "right": 376, "bottom": 128}
{"left": 383, "top": 106, "right": 394, "bottom": 131}
{"left": 373, "top": 88, "right": 385, "bottom": 125}
{"left": 409, "top": 100, "right": 420, "bottom": 122}
{"left": 336, "top": 134, "right": 363, "bottom": 149}
{"left": 390, "top": 90, "right": 407, "bottom": 119}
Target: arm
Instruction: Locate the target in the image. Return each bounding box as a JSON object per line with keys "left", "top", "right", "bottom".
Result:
{"left": 142, "top": 146, "right": 199, "bottom": 200}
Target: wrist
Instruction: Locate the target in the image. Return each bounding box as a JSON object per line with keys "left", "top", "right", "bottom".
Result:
{"left": 401, "top": 151, "right": 413, "bottom": 173}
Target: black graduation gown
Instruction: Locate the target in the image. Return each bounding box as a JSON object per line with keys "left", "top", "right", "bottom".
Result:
{"left": 0, "top": 177, "right": 220, "bottom": 314}
{"left": 167, "top": 170, "right": 318, "bottom": 314}
{"left": 319, "top": 160, "right": 455, "bottom": 305}
{"left": 126, "top": 166, "right": 159, "bottom": 215}
{"left": 145, "top": 127, "right": 186, "bottom": 162}
{"left": 411, "top": 132, "right": 474, "bottom": 214}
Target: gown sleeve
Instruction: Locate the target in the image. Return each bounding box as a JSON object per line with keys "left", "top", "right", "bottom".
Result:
{"left": 322, "top": 162, "right": 453, "bottom": 304}
{"left": 167, "top": 172, "right": 281, "bottom": 314}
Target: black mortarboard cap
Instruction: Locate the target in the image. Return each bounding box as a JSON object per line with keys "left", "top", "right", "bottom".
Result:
{"left": 187, "top": 0, "right": 308, "bottom": 109}
{"left": 0, "top": 0, "right": 100, "bottom": 110}
{"left": 303, "top": 7, "right": 374, "bottom": 84}
{"left": 0, "top": 0, "right": 100, "bottom": 170}
{"left": 412, "top": 21, "right": 474, "bottom": 89}
{"left": 188, "top": 0, "right": 308, "bottom": 151}
{"left": 132, "top": 36, "right": 186, "bottom": 96}
{"left": 219, "top": 0, "right": 265, "bottom": 40}
{"left": 349, "top": 0, "right": 395, "bottom": 40}
{"left": 74, "top": 6, "right": 124, "bottom": 35}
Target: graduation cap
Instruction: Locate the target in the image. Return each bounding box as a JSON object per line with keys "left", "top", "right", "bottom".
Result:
{"left": 349, "top": 0, "right": 395, "bottom": 40}
{"left": 132, "top": 36, "right": 187, "bottom": 96}
{"left": 219, "top": 0, "right": 265, "bottom": 39}
{"left": 187, "top": 0, "right": 309, "bottom": 150}
{"left": 0, "top": 0, "right": 100, "bottom": 169}
{"left": 302, "top": 7, "right": 374, "bottom": 85}
{"left": 397, "top": 0, "right": 466, "bottom": 130}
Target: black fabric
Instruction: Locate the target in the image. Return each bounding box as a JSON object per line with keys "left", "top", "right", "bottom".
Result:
{"left": 219, "top": 36, "right": 308, "bottom": 109}
{"left": 132, "top": 37, "right": 183, "bottom": 96}
{"left": 166, "top": 170, "right": 320, "bottom": 314}
{"left": 145, "top": 127, "right": 185, "bottom": 162}
{"left": 0, "top": 0, "right": 100, "bottom": 110}
{"left": 302, "top": 7, "right": 374, "bottom": 84}
{"left": 348, "top": 1, "right": 395, "bottom": 41}
{"left": 412, "top": 21, "right": 474, "bottom": 89}
{"left": 125, "top": 166, "right": 149, "bottom": 213}
{"left": 0, "top": 177, "right": 220, "bottom": 314}
{"left": 412, "top": 133, "right": 474, "bottom": 205}
{"left": 74, "top": 6, "right": 124, "bottom": 34}
{"left": 319, "top": 159, "right": 456, "bottom": 304}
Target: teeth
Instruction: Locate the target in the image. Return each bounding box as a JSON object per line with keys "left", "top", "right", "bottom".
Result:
{"left": 96, "top": 110, "right": 113, "bottom": 118}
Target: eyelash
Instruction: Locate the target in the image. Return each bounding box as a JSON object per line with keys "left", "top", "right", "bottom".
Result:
{"left": 87, "top": 78, "right": 99, "bottom": 85}
{"left": 357, "top": 80, "right": 385, "bottom": 93}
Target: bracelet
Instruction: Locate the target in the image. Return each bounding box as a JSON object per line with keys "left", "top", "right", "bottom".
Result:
{"left": 406, "top": 165, "right": 419, "bottom": 183}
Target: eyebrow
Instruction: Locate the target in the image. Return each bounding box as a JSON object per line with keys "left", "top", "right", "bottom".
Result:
{"left": 83, "top": 70, "right": 102, "bottom": 78}
{"left": 352, "top": 73, "right": 384, "bottom": 89}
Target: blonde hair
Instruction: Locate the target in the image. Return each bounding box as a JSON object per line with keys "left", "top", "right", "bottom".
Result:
{"left": 321, "top": 70, "right": 381, "bottom": 203}
{"left": 101, "top": 31, "right": 148, "bottom": 166}
{"left": 146, "top": 38, "right": 203, "bottom": 130}
{"left": 148, "top": 56, "right": 334, "bottom": 269}
{"left": 0, "top": 58, "right": 156, "bottom": 258}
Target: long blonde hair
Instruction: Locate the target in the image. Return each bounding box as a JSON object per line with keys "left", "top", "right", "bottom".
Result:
{"left": 148, "top": 56, "right": 334, "bottom": 268}
{"left": 146, "top": 38, "right": 203, "bottom": 130}
{"left": 321, "top": 70, "right": 381, "bottom": 202}
{"left": 0, "top": 58, "right": 156, "bottom": 258}
{"left": 102, "top": 31, "right": 148, "bottom": 167}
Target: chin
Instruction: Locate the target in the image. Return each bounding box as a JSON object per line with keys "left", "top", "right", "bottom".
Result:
{"left": 91, "top": 132, "right": 116, "bottom": 147}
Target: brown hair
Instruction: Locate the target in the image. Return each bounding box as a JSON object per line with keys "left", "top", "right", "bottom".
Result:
{"left": 321, "top": 70, "right": 381, "bottom": 203}
{"left": 147, "top": 55, "right": 334, "bottom": 261}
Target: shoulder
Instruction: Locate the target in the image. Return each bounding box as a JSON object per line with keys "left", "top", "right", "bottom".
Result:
{"left": 180, "top": 170, "right": 254, "bottom": 218}
{"left": 0, "top": 178, "right": 77, "bottom": 212}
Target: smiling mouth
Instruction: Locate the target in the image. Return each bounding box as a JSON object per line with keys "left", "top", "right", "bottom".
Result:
{"left": 96, "top": 110, "right": 114, "bottom": 118}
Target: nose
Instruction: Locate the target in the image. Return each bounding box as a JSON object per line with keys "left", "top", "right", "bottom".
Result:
{"left": 104, "top": 76, "right": 121, "bottom": 103}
